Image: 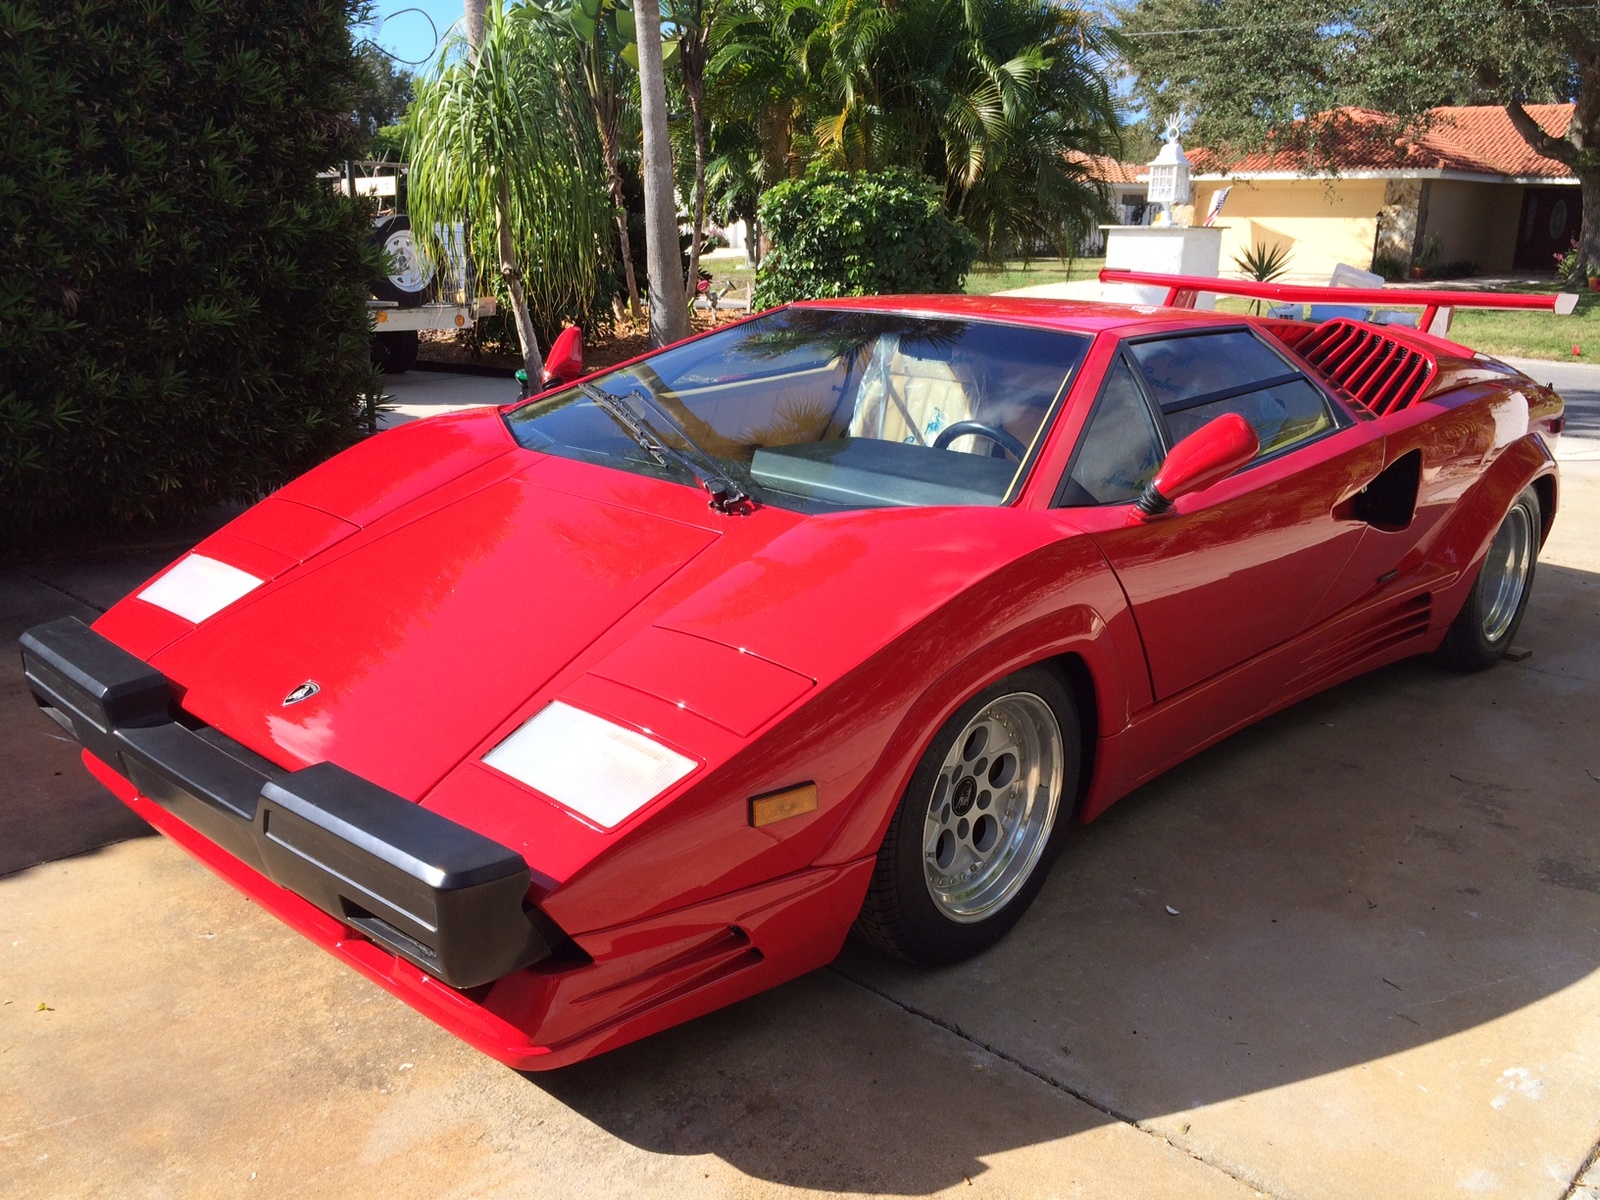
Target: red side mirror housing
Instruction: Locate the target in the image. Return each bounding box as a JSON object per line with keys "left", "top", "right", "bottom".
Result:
{"left": 542, "top": 326, "right": 584, "bottom": 388}
{"left": 1136, "top": 412, "right": 1259, "bottom": 518}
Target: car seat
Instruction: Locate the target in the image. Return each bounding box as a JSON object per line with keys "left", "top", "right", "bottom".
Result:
{"left": 848, "top": 334, "right": 982, "bottom": 452}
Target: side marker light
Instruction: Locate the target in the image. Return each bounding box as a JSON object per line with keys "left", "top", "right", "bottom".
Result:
{"left": 750, "top": 783, "right": 819, "bottom": 828}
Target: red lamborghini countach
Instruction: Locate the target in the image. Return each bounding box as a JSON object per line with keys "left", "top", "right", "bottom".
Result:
{"left": 22, "top": 271, "right": 1570, "bottom": 1068}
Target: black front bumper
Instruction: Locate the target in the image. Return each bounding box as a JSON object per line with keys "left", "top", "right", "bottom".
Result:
{"left": 20, "top": 616, "right": 557, "bottom": 989}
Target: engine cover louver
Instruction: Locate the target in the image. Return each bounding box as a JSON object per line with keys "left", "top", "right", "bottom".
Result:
{"left": 1294, "top": 319, "right": 1438, "bottom": 416}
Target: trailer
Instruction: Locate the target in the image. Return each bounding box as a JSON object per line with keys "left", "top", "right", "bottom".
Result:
{"left": 326, "top": 161, "right": 494, "bottom": 373}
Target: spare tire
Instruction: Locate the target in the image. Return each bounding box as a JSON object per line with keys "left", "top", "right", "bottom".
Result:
{"left": 370, "top": 215, "right": 432, "bottom": 309}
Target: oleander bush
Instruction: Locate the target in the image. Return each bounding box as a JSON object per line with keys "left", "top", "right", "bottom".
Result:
{"left": 0, "top": 0, "right": 382, "bottom": 543}
{"left": 752, "top": 169, "right": 980, "bottom": 308}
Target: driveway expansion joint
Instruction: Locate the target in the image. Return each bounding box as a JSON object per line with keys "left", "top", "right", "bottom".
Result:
{"left": 1565, "top": 1135, "right": 1600, "bottom": 1200}
{"left": 828, "top": 962, "right": 1292, "bottom": 1200}
{"left": 14, "top": 567, "right": 108, "bottom": 615}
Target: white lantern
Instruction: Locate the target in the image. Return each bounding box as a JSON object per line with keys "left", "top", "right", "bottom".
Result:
{"left": 1147, "top": 137, "right": 1191, "bottom": 207}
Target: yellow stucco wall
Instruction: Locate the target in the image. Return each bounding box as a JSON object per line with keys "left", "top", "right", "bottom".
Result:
{"left": 1421, "top": 181, "right": 1523, "bottom": 272}
{"left": 1193, "top": 178, "right": 1388, "bottom": 280}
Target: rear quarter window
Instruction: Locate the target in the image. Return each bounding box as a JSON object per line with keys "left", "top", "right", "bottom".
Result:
{"left": 1129, "top": 329, "right": 1336, "bottom": 458}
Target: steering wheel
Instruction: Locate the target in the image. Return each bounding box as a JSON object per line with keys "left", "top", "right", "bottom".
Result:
{"left": 933, "top": 421, "right": 1027, "bottom": 460}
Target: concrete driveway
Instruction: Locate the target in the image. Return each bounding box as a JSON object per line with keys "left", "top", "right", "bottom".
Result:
{"left": 3, "top": 368, "right": 1599, "bottom": 1200}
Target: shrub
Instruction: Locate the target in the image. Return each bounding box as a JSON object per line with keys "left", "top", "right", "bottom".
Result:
{"left": 1371, "top": 252, "right": 1410, "bottom": 282}
{"left": 752, "top": 170, "right": 980, "bottom": 308}
{"left": 0, "top": 0, "right": 381, "bottom": 543}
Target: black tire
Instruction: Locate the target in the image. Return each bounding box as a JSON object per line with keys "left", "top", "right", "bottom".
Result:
{"left": 371, "top": 330, "right": 419, "bottom": 374}
{"left": 854, "top": 665, "right": 1081, "bottom": 965}
{"left": 1434, "top": 486, "right": 1541, "bottom": 671}
{"left": 369, "top": 215, "right": 431, "bottom": 309}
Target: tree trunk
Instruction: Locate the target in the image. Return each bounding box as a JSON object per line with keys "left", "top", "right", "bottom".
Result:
{"left": 598, "top": 106, "right": 643, "bottom": 321}
{"left": 496, "top": 175, "right": 544, "bottom": 384}
{"left": 464, "top": 0, "right": 487, "bottom": 62}
{"left": 468, "top": 1, "right": 542, "bottom": 386}
{"left": 635, "top": 0, "right": 691, "bottom": 347}
{"left": 683, "top": 55, "right": 709, "bottom": 308}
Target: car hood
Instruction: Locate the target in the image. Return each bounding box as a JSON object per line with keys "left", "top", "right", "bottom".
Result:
{"left": 150, "top": 463, "right": 724, "bottom": 800}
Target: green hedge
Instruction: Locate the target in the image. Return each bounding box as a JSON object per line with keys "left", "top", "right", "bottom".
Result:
{"left": 0, "top": 0, "right": 381, "bottom": 542}
{"left": 752, "top": 169, "right": 980, "bottom": 308}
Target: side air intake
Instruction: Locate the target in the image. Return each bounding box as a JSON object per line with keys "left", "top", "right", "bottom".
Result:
{"left": 1292, "top": 319, "right": 1438, "bottom": 416}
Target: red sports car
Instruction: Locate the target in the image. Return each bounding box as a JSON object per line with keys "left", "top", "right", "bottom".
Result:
{"left": 22, "top": 272, "right": 1569, "bottom": 1069}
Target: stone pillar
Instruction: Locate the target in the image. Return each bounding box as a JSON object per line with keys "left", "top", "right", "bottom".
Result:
{"left": 1376, "top": 179, "right": 1423, "bottom": 262}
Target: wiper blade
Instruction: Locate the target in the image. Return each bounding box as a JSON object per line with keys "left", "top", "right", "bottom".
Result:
{"left": 579, "top": 382, "right": 752, "bottom": 514}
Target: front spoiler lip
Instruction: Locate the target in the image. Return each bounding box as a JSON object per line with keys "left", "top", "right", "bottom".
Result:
{"left": 19, "top": 615, "right": 556, "bottom": 990}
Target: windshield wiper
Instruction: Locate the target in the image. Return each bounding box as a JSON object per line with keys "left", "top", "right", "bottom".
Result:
{"left": 579, "top": 382, "right": 752, "bottom": 515}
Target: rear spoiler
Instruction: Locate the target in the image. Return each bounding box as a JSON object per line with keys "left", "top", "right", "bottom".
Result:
{"left": 1098, "top": 268, "right": 1576, "bottom": 336}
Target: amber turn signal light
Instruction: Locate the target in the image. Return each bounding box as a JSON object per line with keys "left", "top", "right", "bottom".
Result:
{"left": 749, "top": 783, "right": 818, "bottom": 828}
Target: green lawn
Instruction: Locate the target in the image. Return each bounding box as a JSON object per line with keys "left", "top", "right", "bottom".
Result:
{"left": 1446, "top": 285, "right": 1595, "bottom": 362}
{"left": 1207, "top": 284, "right": 1593, "bottom": 362}
{"left": 705, "top": 257, "right": 1591, "bottom": 361}
{"left": 963, "top": 257, "right": 1104, "bottom": 295}
{"left": 701, "top": 256, "right": 1104, "bottom": 300}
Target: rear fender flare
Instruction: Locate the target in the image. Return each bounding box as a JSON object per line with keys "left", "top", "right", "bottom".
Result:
{"left": 1427, "top": 435, "right": 1556, "bottom": 637}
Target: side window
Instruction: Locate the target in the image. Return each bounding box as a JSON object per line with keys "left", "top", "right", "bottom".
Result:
{"left": 1063, "top": 358, "right": 1164, "bottom": 505}
{"left": 1129, "top": 331, "right": 1335, "bottom": 457}
{"left": 1166, "top": 378, "right": 1334, "bottom": 455}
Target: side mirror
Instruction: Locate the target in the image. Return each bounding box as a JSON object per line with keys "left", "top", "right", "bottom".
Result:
{"left": 542, "top": 326, "right": 584, "bottom": 388}
{"left": 1136, "top": 412, "right": 1259, "bottom": 518}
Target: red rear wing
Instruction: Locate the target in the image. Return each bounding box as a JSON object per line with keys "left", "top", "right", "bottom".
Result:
{"left": 1097, "top": 268, "right": 1576, "bottom": 337}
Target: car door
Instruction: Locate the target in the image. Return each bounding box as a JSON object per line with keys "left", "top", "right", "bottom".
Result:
{"left": 1057, "top": 328, "right": 1386, "bottom": 701}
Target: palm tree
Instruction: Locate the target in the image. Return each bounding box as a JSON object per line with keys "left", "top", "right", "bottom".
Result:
{"left": 707, "top": 0, "right": 826, "bottom": 193}
{"left": 407, "top": 4, "right": 615, "bottom": 380}
{"left": 811, "top": 0, "right": 1124, "bottom": 258}
{"left": 670, "top": 0, "right": 728, "bottom": 305}
{"left": 562, "top": 0, "right": 645, "bottom": 320}
{"left": 634, "top": 0, "right": 692, "bottom": 345}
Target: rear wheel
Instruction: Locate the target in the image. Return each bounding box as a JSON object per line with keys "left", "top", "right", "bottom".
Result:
{"left": 371, "top": 330, "right": 419, "bottom": 374}
{"left": 854, "top": 666, "right": 1080, "bottom": 965}
{"left": 1435, "top": 486, "right": 1540, "bottom": 671}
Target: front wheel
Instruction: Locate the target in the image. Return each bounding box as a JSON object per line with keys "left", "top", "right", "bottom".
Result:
{"left": 1435, "top": 486, "right": 1541, "bottom": 671}
{"left": 854, "top": 666, "right": 1080, "bottom": 965}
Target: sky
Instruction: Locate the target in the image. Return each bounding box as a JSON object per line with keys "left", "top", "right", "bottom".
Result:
{"left": 359, "top": 1, "right": 463, "bottom": 71}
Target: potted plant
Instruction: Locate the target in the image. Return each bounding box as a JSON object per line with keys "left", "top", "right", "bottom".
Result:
{"left": 1410, "top": 232, "right": 1442, "bottom": 280}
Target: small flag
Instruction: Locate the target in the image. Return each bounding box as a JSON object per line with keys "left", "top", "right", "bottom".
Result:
{"left": 1203, "top": 185, "right": 1233, "bottom": 227}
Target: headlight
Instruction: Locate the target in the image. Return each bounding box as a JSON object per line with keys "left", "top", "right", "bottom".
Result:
{"left": 482, "top": 701, "right": 696, "bottom": 829}
{"left": 137, "top": 554, "right": 264, "bottom": 624}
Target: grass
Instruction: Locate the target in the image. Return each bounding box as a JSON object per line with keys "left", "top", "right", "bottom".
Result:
{"left": 963, "top": 257, "right": 1104, "bottom": 295}
{"left": 700, "top": 256, "right": 1105, "bottom": 301}
{"left": 705, "top": 257, "right": 1595, "bottom": 361}
{"left": 1204, "top": 283, "right": 1596, "bottom": 363}
{"left": 1445, "top": 281, "right": 1596, "bottom": 362}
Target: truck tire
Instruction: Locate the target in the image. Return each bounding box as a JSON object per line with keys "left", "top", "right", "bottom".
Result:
{"left": 370, "top": 215, "right": 431, "bottom": 309}
{"left": 372, "top": 330, "right": 419, "bottom": 374}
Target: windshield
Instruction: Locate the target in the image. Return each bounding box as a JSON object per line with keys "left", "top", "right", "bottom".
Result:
{"left": 504, "top": 307, "right": 1090, "bottom": 512}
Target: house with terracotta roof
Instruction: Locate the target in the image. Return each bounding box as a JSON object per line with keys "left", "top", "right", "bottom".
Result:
{"left": 1182, "top": 104, "right": 1577, "bottom": 280}
{"left": 1065, "top": 152, "right": 1155, "bottom": 250}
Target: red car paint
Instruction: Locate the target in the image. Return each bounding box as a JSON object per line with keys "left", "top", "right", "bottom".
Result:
{"left": 65, "top": 286, "right": 1564, "bottom": 1069}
